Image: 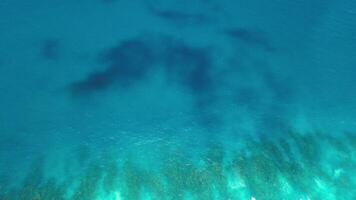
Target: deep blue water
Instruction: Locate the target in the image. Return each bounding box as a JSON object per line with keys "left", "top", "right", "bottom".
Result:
{"left": 0, "top": 0, "right": 356, "bottom": 199}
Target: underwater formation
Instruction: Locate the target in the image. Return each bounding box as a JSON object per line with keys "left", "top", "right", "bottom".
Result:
{"left": 0, "top": 130, "right": 354, "bottom": 200}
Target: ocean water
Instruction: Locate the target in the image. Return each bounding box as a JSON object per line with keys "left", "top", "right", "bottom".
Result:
{"left": 0, "top": 0, "right": 355, "bottom": 199}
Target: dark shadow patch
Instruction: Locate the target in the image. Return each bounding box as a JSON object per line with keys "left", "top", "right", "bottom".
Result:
{"left": 187, "top": 64, "right": 213, "bottom": 93}
{"left": 70, "top": 66, "right": 119, "bottom": 96}
{"left": 262, "top": 70, "right": 294, "bottom": 103}
{"left": 69, "top": 39, "right": 156, "bottom": 96}
{"left": 235, "top": 87, "right": 261, "bottom": 110}
{"left": 69, "top": 36, "right": 214, "bottom": 97}
{"left": 67, "top": 36, "right": 221, "bottom": 129}
{"left": 163, "top": 41, "right": 219, "bottom": 129}
{"left": 225, "top": 28, "right": 275, "bottom": 52}
{"left": 147, "top": 3, "right": 211, "bottom": 26}
{"left": 155, "top": 10, "right": 209, "bottom": 25}
{"left": 194, "top": 101, "right": 221, "bottom": 130}
{"left": 164, "top": 43, "right": 214, "bottom": 95}
{"left": 41, "top": 39, "right": 60, "bottom": 60}
{"left": 194, "top": 96, "right": 221, "bottom": 131}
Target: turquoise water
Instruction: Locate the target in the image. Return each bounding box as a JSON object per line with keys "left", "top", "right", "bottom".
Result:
{"left": 0, "top": 0, "right": 356, "bottom": 199}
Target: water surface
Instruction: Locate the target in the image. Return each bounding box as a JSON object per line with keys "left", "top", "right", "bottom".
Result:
{"left": 0, "top": 0, "right": 355, "bottom": 199}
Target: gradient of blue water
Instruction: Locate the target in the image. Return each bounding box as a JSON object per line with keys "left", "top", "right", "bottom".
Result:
{"left": 0, "top": 0, "right": 355, "bottom": 199}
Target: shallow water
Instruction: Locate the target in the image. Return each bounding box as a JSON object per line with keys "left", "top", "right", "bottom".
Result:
{"left": 0, "top": 0, "right": 355, "bottom": 199}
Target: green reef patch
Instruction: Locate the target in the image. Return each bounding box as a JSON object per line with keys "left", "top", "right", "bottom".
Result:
{"left": 0, "top": 130, "right": 355, "bottom": 200}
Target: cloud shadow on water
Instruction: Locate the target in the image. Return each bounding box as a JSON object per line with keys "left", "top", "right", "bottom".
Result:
{"left": 164, "top": 42, "right": 214, "bottom": 95}
{"left": 163, "top": 41, "right": 221, "bottom": 127}
{"left": 67, "top": 35, "right": 221, "bottom": 128}
{"left": 146, "top": 2, "right": 211, "bottom": 26}
{"left": 235, "top": 87, "right": 262, "bottom": 111}
{"left": 154, "top": 10, "right": 210, "bottom": 25}
{"left": 69, "top": 38, "right": 156, "bottom": 96}
{"left": 225, "top": 28, "right": 275, "bottom": 52}
{"left": 262, "top": 70, "right": 295, "bottom": 103}
{"left": 40, "top": 39, "right": 60, "bottom": 60}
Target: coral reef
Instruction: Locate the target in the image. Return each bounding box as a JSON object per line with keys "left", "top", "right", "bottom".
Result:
{"left": 1, "top": 130, "right": 355, "bottom": 199}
